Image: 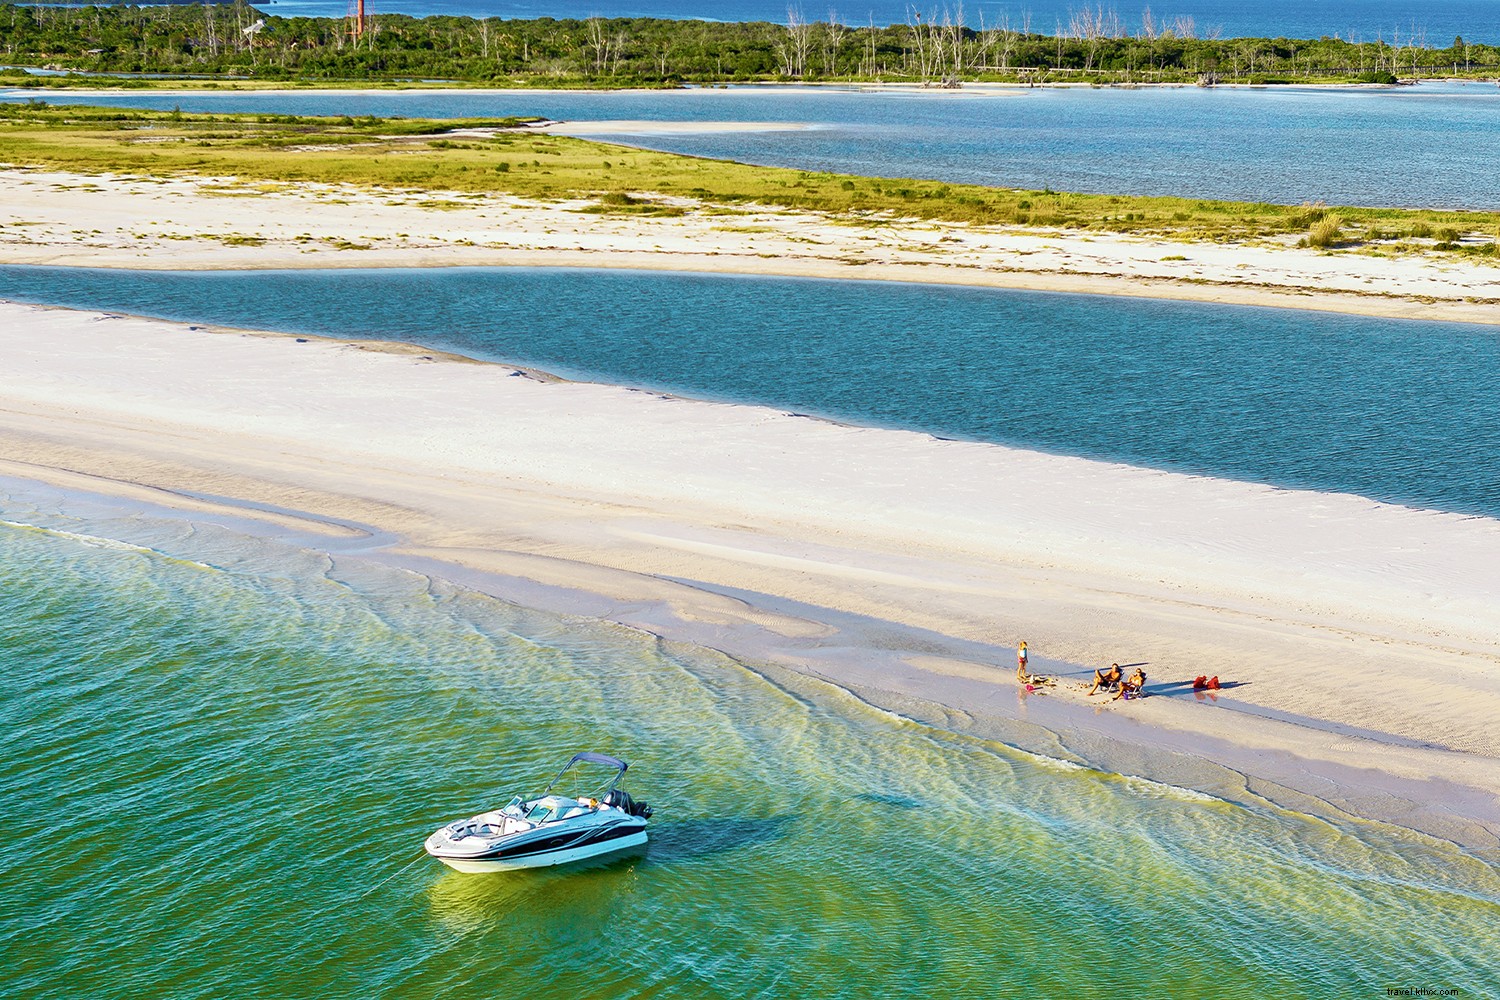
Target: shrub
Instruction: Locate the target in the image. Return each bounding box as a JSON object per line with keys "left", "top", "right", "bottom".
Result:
{"left": 1307, "top": 214, "right": 1343, "bottom": 247}
{"left": 1409, "top": 221, "right": 1433, "bottom": 238}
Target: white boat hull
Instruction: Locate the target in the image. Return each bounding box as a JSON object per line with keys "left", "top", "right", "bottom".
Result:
{"left": 432, "top": 830, "right": 649, "bottom": 873}
{"left": 425, "top": 752, "right": 653, "bottom": 874}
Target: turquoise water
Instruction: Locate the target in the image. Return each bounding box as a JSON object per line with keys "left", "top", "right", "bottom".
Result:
{"left": 2, "top": 493, "right": 1497, "bottom": 999}
{"left": 9, "top": 81, "right": 1500, "bottom": 208}
{"left": 3, "top": 265, "right": 1498, "bottom": 519}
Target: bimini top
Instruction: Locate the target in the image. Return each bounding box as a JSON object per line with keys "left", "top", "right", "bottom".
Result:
{"left": 567, "top": 751, "right": 628, "bottom": 773}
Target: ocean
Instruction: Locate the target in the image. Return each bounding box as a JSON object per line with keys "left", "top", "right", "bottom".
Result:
{"left": 5, "top": 40, "right": 1500, "bottom": 993}
{"left": 2, "top": 478, "right": 1497, "bottom": 999}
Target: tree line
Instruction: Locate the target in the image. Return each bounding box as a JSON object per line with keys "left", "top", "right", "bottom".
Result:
{"left": 2, "top": 3, "right": 1497, "bottom": 85}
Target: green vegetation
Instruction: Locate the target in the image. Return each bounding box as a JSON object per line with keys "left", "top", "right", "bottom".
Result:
{"left": 1, "top": 102, "right": 1497, "bottom": 259}
{"left": 1304, "top": 213, "right": 1344, "bottom": 247}
{"left": 0, "top": 3, "right": 1497, "bottom": 87}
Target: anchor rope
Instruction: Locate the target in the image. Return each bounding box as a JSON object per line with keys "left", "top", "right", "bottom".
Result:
{"left": 353, "top": 848, "right": 428, "bottom": 905}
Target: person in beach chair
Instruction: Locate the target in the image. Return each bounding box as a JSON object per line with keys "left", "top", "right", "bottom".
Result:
{"left": 1114, "top": 668, "right": 1147, "bottom": 701}
{"left": 1087, "top": 662, "right": 1123, "bottom": 696}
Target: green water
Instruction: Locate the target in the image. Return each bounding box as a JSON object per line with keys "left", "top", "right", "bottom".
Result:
{"left": 2, "top": 499, "right": 1496, "bottom": 999}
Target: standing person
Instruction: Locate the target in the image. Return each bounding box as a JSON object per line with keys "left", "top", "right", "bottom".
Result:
{"left": 1016, "top": 641, "right": 1030, "bottom": 683}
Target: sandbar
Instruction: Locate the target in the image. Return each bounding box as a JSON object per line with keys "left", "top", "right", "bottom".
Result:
{"left": 2, "top": 301, "right": 1497, "bottom": 852}
{"left": 1, "top": 167, "right": 1496, "bottom": 324}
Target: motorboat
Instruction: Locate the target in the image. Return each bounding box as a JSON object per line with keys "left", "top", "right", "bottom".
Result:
{"left": 424, "top": 752, "right": 652, "bottom": 873}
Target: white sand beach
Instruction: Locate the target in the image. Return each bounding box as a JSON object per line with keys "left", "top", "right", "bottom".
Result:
{"left": 3, "top": 301, "right": 1497, "bottom": 846}
{"left": 2, "top": 166, "right": 1497, "bottom": 324}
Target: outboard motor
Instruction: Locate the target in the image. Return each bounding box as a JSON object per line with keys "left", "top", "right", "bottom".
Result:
{"left": 606, "top": 789, "right": 653, "bottom": 819}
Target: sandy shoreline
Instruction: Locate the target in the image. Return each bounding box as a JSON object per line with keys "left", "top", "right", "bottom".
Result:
{"left": 3, "top": 300, "right": 1498, "bottom": 852}
{"left": 2, "top": 167, "right": 1497, "bottom": 324}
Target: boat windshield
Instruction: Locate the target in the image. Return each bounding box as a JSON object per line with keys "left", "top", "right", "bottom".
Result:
{"left": 525, "top": 801, "right": 559, "bottom": 823}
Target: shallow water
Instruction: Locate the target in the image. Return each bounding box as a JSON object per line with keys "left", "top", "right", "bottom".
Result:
{"left": 9, "top": 81, "right": 1500, "bottom": 208}
{"left": 1, "top": 488, "right": 1496, "bottom": 1000}
{"left": 4, "top": 265, "right": 1499, "bottom": 519}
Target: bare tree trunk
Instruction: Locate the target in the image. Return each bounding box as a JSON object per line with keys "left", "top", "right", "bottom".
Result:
{"left": 784, "top": 6, "right": 812, "bottom": 77}
{"left": 586, "top": 16, "right": 609, "bottom": 76}
{"left": 611, "top": 31, "right": 626, "bottom": 75}
{"left": 946, "top": 2, "right": 965, "bottom": 81}
{"left": 204, "top": 2, "right": 219, "bottom": 58}
{"left": 908, "top": 6, "right": 928, "bottom": 81}
{"left": 825, "top": 10, "right": 846, "bottom": 77}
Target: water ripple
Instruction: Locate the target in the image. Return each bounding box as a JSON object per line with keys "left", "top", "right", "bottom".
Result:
{"left": 2, "top": 507, "right": 1498, "bottom": 999}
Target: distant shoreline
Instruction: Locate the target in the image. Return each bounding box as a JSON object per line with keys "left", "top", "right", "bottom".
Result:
{"left": 5, "top": 5, "right": 1499, "bottom": 90}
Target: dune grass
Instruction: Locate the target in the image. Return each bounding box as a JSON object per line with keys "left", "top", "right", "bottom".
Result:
{"left": 1, "top": 102, "right": 1497, "bottom": 256}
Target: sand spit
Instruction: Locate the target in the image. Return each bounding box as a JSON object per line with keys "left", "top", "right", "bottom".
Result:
{"left": 1, "top": 167, "right": 1497, "bottom": 324}
{"left": 2, "top": 301, "right": 1497, "bottom": 849}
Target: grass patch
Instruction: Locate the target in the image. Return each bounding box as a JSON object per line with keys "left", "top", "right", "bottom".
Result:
{"left": 1, "top": 103, "right": 1498, "bottom": 254}
{"left": 1306, "top": 214, "right": 1344, "bottom": 248}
